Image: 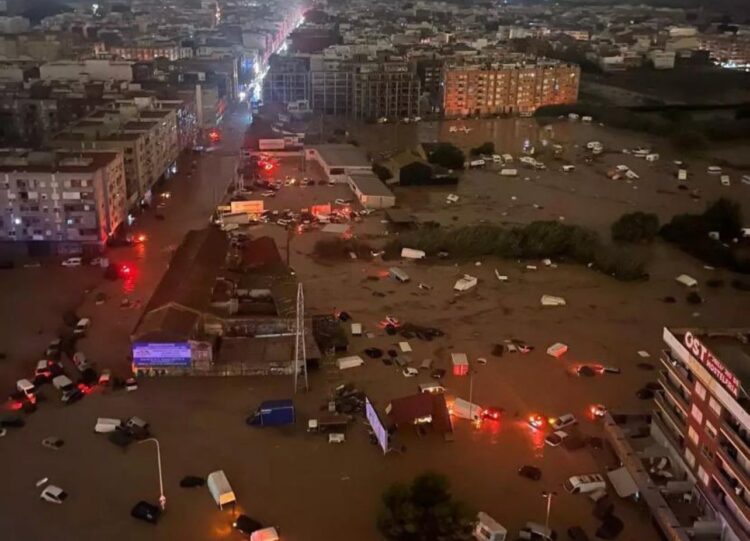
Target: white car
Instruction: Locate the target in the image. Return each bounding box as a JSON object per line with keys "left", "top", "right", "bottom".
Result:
{"left": 402, "top": 367, "right": 419, "bottom": 378}
{"left": 721, "top": 175, "right": 731, "bottom": 186}
{"left": 550, "top": 413, "right": 577, "bottom": 430}
{"left": 61, "top": 257, "right": 82, "bottom": 267}
{"left": 40, "top": 485, "right": 68, "bottom": 504}
{"left": 545, "top": 430, "right": 569, "bottom": 447}
{"left": 707, "top": 166, "right": 722, "bottom": 175}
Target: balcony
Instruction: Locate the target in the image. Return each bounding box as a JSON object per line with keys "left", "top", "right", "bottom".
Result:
{"left": 721, "top": 420, "right": 750, "bottom": 463}
{"left": 717, "top": 443, "right": 750, "bottom": 492}
{"left": 659, "top": 371, "right": 691, "bottom": 414}
{"left": 660, "top": 350, "right": 693, "bottom": 391}
{"left": 655, "top": 394, "right": 687, "bottom": 439}
{"left": 703, "top": 482, "right": 750, "bottom": 541}
{"left": 712, "top": 469, "right": 750, "bottom": 525}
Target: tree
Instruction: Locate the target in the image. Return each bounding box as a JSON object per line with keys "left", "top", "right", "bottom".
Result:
{"left": 427, "top": 143, "right": 465, "bottom": 170}
{"left": 399, "top": 162, "right": 434, "bottom": 186}
{"left": 611, "top": 212, "right": 660, "bottom": 243}
{"left": 377, "top": 472, "right": 473, "bottom": 541}
{"left": 373, "top": 163, "right": 394, "bottom": 182}
{"left": 469, "top": 142, "right": 494, "bottom": 156}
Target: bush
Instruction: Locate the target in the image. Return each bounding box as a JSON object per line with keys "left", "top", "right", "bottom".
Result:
{"left": 385, "top": 221, "right": 646, "bottom": 281}
{"left": 470, "top": 142, "right": 494, "bottom": 156}
{"left": 427, "top": 143, "right": 465, "bottom": 170}
{"left": 660, "top": 198, "right": 748, "bottom": 272}
{"left": 372, "top": 163, "right": 393, "bottom": 182}
{"left": 377, "top": 472, "right": 473, "bottom": 541}
{"left": 611, "top": 212, "right": 660, "bottom": 243}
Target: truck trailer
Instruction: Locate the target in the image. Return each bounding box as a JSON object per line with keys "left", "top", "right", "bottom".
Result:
{"left": 247, "top": 399, "right": 295, "bottom": 427}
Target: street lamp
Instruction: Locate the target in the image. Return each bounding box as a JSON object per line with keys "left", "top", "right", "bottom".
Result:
{"left": 542, "top": 491, "right": 557, "bottom": 531}
{"left": 139, "top": 438, "right": 166, "bottom": 510}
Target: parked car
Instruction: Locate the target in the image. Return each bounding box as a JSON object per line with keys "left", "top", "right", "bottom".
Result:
{"left": 481, "top": 407, "right": 503, "bottom": 421}
{"left": 518, "top": 465, "right": 542, "bottom": 481}
{"left": 61, "top": 257, "right": 82, "bottom": 267}
{"left": 131, "top": 501, "right": 160, "bottom": 524}
{"left": 402, "top": 367, "right": 419, "bottom": 378}
{"left": 40, "top": 485, "right": 68, "bottom": 504}
{"left": 122, "top": 416, "right": 150, "bottom": 439}
{"left": 233, "top": 514, "right": 264, "bottom": 536}
{"left": 545, "top": 430, "right": 569, "bottom": 447}
{"left": 42, "top": 437, "right": 64, "bottom": 450}
{"left": 550, "top": 413, "right": 577, "bottom": 430}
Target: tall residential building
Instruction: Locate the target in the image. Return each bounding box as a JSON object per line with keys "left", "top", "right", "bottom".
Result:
{"left": 53, "top": 102, "right": 179, "bottom": 206}
{"left": 442, "top": 60, "right": 580, "bottom": 117}
{"left": 264, "top": 55, "right": 421, "bottom": 120}
{"left": 0, "top": 150, "right": 127, "bottom": 254}
{"left": 656, "top": 327, "right": 750, "bottom": 540}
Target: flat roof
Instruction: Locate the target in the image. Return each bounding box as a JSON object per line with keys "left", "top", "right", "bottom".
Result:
{"left": 312, "top": 144, "right": 370, "bottom": 167}
{"left": 0, "top": 151, "right": 121, "bottom": 173}
{"left": 349, "top": 172, "right": 395, "bottom": 198}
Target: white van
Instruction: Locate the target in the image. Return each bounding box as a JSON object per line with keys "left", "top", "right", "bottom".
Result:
{"left": 451, "top": 398, "right": 482, "bottom": 421}
{"left": 74, "top": 318, "right": 91, "bottom": 337}
{"left": 474, "top": 512, "right": 507, "bottom": 541}
{"left": 469, "top": 159, "right": 486, "bottom": 168}
{"left": 389, "top": 267, "right": 410, "bottom": 283}
{"left": 207, "top": 470, "right": 236, "bottom": 509}
{"left": 419, "top": 382, "right": 445, "bottom": 394}
{"left": 61, "top": 257, "right": 82, "bottom": 267}
{"left": 519, "top": 522, "right": 554, "bottom": 540}
{"left": 16, "top": 379, "right": 36, "bottom": 399}
{"left": 94, "top": 418, "right": 122, "bottom": 434}
{"left": 564, "top": 473, "right": 606, "bottom": 494}
{"left": 499, "top": 169, "right": 518, "bottom": 177}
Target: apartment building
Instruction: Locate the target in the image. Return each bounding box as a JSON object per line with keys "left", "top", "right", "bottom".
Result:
{"left": 442, "top": 60, "right": 579, "bottom": 117}
{"left": 53, "top": 103, "right": 179, "bottom": 206}
{"left": 265, "top": 55, "right": 421, "bottom": 120}
{"left": 0, "top": 150, "right": 127, "bottom": 254}
{"left": 700, "top": 34, "right": 750, "bottom": 68}
{"left": 110, "top": 42, "right": 189, "bottom": 62}
{"left": 656, "top": 327, "right": 750, "bottom": 540}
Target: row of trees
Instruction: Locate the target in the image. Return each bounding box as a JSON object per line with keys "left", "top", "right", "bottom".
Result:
{"left": 386, "top": 220, "right": 648, "bottom": 281}
{"left": 611, "top": 199, "right": 749, "bottom": 273}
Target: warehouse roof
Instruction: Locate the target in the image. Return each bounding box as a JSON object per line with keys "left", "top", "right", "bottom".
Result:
{"left": 312, "top": 144, "right": 370, "bottom": 167}
{"left": 349, "top": 172, "right": 395, "bottom": 198}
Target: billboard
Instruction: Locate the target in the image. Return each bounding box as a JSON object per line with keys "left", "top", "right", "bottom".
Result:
{"left": 230, "top": 200, "right": 264, "bottom": 215}
{"left": 365, "top": 397, "right": 389, "bottom": 454}
{"left": 133, "top": 342, "right": 192, "bottom": 367}
{"left": 259, "top": 138, "right": 285, "bottom": 151}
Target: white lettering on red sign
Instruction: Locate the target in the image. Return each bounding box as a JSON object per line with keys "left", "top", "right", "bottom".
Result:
{"left": 683, "top": 331, "right": 740, "bottom": 398}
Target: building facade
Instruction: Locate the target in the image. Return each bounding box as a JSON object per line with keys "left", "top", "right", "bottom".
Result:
{"left": 443, "top": 61, "right": 580, "bottom": 117}
{"left": 658, "top": 327, "right": 750, "bottom": 541}
{"left": 0, "top": 150, "right": 127, "bottom": 254}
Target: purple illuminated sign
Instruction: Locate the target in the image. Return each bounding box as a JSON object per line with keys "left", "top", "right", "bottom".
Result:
{"left": 133, "top": 342, "right": 192, "bottom": 367}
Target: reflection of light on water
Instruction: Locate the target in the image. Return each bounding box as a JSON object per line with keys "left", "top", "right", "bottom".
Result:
{"left": 209, "top": 504, "right": 245, "bottom": 538}
{"left": 514, "top": 420, "right": 546, "bottom": 457}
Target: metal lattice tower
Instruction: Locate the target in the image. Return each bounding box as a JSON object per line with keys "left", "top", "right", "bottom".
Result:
{"left": 293, "top": 283, "right": 308, "bottom": 392}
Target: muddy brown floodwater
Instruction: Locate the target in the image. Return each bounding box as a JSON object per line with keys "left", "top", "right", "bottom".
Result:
{"left": 0, "top": 116, "right": 748, "bottom": 541}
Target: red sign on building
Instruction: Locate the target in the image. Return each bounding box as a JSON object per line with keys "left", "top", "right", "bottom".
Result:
{"left": 683, "top": 331, "right": 741, "bottom": 398}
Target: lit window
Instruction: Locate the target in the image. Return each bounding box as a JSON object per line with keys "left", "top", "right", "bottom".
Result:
{"left": 694, "top": 381, "right": 706, "bottom": 400}
{"left": 688, "top": 426, "right": 700, "bottom": 446}
{"left": 691, "top": 404, "right": 703, "bottom": 425}
{"left": 697, "top": 465, "right": 709, "bottom": 486}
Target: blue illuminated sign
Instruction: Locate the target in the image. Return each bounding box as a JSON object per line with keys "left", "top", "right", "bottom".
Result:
{"left": 133, "top": 342, "right": 192, "bottom": 367}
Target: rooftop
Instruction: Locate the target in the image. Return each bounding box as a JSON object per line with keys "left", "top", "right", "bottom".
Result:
{"left": 0, "top": 150, "right": 121, "bottom": 173}
{"left": 348, "top": 172, "right": 395, "bottom": 198}
{"left": 311, "top": 143, "right": 370, "bottom": 167}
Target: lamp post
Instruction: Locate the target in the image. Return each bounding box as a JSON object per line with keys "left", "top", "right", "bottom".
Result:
{"left": 139, "top": 438, "right": 166, "bottom": 510}
{"left": 542, "top": 491, "right": 557, "bottom": 531}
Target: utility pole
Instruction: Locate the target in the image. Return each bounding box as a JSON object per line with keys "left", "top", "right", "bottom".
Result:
{"left": 542, "top": 491, "right": 557, "bottom": 531}
{"left": 139, "top": 438, "right": 166, "bottom": 510}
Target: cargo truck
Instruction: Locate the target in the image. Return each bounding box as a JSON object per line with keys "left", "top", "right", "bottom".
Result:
{"left": 246, "top": 399, "right": 295, "bottom": 427}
